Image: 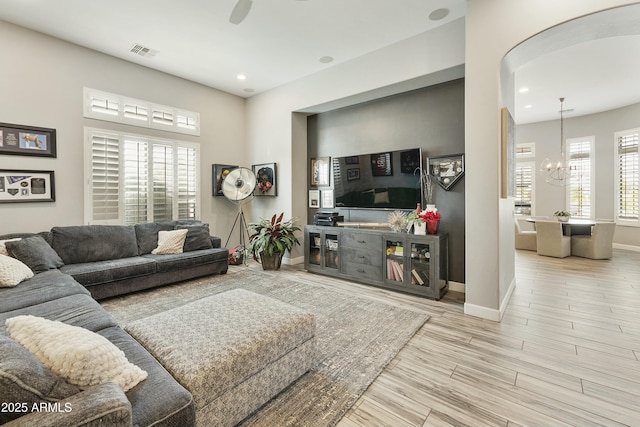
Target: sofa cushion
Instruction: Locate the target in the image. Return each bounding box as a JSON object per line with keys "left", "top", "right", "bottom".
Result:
{"left": 0, "top": 270, "right": 90, "bottom": 314}
{"left": 60, "top": 257, "right": 156, "bottom": 287}
{"left": 0, "top": 238, "right": 21, "bottom": 256}
{"left": 143, "top": 248, "right": 229, "bottom": 273}
{"left": 0, "top": 334, "right": 80, "bottom": 424}
{"left": 51, "top": 225, "right": 139, "bottom": 264}
{"left": 0, "top": 254, "right": 34, "bottom": 287}
{"left": 134, "top": 222, "right": 175, "bottom": 255}
{"left": 0, "top": 293, "right": 118, "bottom": 333}
{"left": 6, "top": 235, "right": 64, "bottom": 273}
{"left": 152, "top": 229, "right": 188, "bottom": 254}
{"left": 6, "top": 315, "right": 148, "bottom": 392}
{"left": 176, "top": 223, "right": 214, "bottom": 252}
{"left": 99, "top": 326, "right": 195, "bottom": 427}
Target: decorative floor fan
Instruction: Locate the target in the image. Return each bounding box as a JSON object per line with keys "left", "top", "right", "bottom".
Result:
{"left": 222, "top": 167, "right": 256, "bottom": 264}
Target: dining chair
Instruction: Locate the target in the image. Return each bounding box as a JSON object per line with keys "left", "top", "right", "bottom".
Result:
{"left": 535, "top": 221, "right": 571, "bottom": 258}
{"left": 514, "top": 217, "right": 536, "bottom": 251}
{"left": 571, "top": 221, "right": 616, "bottom": 259}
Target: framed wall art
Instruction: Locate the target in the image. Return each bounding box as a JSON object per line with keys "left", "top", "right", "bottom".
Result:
{"left": 310, "top": 157, "right": 330, "bottom": 186}
{"left": 346, "top": 168, "right": 360, "bottom": 181}
{"left": 321, "top": 189, "right": 334, "bottom": 209}
{"left": 212, "top": 164, "right": 238, "bottom": 197}
{"left": 428, "top": 153, "right": 465, "bottom": 191}
{"left": 253, "top": 162, "right": 277, "bottom": 196}
{"left": 501, "top": 107, "right": 516, "bottom": 198}
{"left": 0, "top": 123, "right": 57, "bottom": 158}
{"left": 0, "top": 169, "right": 55, "bottom": 203}
{"left": 308, "top": 190, "right": 320, "bottom": 208}
{"left": 370, "top": 152, "right": 393, "bottom": 176}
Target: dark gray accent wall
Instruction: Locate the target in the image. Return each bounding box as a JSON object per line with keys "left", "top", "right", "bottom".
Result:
{"left": 307, "top": 79, "right": 465, "bottom": 283}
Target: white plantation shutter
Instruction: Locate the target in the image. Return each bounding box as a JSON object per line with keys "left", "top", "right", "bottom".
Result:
{"left": 123, "top": 103, "right": 149, "bottom": 122}
{"left": 616, "top": 129, "right": 639, "bottom": 222}
{"left": 90, "top": 95, "right": 119, "bottom": 116}
{"left": 567, "top": 137, "right": 593, "bottom": 218}
{"left": 152, "top": 144, "right": 174, "bottom": 222}
{"left": 177, "top": 146, "right": 198, "bottom": 220}
{"left": 152, "top": 109, "right": 174, "bottom": 126}
{"left": 515, "top": 162, "right": 534, "bottom": 215}
{"left": 90, "top": 134, "right": 120, "bottom": 222}
{"left": 85, "top": 128, "right": 199, "bottom": 225}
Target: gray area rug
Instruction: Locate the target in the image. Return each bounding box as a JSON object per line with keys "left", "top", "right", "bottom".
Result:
{"left": 101, "top": 268, "right": 429, "bottom": 427}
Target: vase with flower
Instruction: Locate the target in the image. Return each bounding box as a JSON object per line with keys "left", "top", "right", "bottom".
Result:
{"left": 418, "top": 208, "right": 442, "bottom": 235}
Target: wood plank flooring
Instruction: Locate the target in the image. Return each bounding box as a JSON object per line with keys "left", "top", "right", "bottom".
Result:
{"left": 248, "top": 248, "right": 640, "bottom": 427}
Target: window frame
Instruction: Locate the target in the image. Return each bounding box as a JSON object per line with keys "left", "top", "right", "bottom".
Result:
{"left": 615, "top": 127, "right": 640, "bottom": 227}
{"left": 565, "top": 136, "right": 595, "bottom": 219}
{"left": 514, "top": 160, "right": 535, "bottom": 216}
{"left": 84, "top": 127, "right": 200, "bottom": 225}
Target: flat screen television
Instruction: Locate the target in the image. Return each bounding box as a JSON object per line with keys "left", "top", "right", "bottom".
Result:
{"left": 332, "top": 148, "right": 423, "bottom": 210}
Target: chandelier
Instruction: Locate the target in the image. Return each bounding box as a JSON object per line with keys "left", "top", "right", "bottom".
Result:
{"left": 540, "top": 97, "right": 574, "bottom": 186}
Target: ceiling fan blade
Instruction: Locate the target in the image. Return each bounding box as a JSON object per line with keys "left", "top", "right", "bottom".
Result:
{"left": 229, "top": 0, "right": 253, "bottom": 25}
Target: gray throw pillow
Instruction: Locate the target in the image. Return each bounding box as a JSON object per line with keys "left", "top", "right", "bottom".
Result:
{"left": 0, "top": 335, "right": 79, "bottom": 424}
{"left": 6, "top": 235, "right": 64, "bottom": 273}
{"left": 134, "top": 222, "right": 175, "bottom": 255}
{"left": 176, "top": 224, "right": 213, "bottom": 252}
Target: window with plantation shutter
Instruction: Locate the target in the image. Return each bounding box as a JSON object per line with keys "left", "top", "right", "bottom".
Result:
{"left": 84, "top": 88, "right": 199, "bottom": 136}
{"left": 514, "top": 161, "right": 534, "bottom": 215}
{"left": 566, "top": 137, "right": 594, "bottom": 218}
{"left": 616, "top": 129, "right": 639, "bottom": 224}
{"left": 85, "top": 128, "right": 200, "bottom": 225}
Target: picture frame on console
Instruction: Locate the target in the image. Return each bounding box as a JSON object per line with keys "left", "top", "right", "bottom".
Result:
{"left": 308, "top": 190, "right": 320, "bottom": 208}
{"left": 0, "top": 122, "right": 56, "bottom": 158}
{"left": 321, "top": 189, "right": 334, "bottom": 209}
{"left": 0, "top": 169, "right": 55, "bottom": 203}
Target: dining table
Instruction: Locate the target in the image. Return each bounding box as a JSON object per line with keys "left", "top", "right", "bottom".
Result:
{"left": 526, "top": 217, "right": 596, "bottom": 236}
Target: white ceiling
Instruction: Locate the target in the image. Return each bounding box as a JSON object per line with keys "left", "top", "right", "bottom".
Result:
{"left": 0, "top": 0, "right": 465, "bottom": 98}
{"left": 1, "top": 0, "right": 638, "bottom": 124}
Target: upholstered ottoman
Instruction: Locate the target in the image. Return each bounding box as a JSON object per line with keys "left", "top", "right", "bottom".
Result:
{"left": 124, "top": 289, "right": 316, "bottom": 427}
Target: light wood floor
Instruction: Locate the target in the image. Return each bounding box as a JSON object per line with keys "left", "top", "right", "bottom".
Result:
{"left": 256, "top": 248, "right": 640, "bottom": 427}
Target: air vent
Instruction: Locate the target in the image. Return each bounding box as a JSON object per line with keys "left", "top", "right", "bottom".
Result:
{"left": 129, "top": 44, "right": 158, "bottom": 58}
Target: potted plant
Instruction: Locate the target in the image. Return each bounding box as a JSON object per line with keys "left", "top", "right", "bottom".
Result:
{"left": 554, "top": 210, "right": 571, "bottom": 222}
{"left": 247, "top": 212, "right": 301, "bottom": 270}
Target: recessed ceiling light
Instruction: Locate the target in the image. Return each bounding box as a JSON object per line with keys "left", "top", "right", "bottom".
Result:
{"left": 244, "top": 88, "right": 255, "bottom": 93}
{"left": 237, "top": 74, "right": 247, "bottom": 80}
{"left": 519, "top": 87, "right": 529, "bottom": 93}
{"left": 524, "top": 105, "right": 533, "bottom": 109}
{"left": 319, "top": 56, "right": 334, "bottom": 64}
{"left": 428, "top": 8, "right": 449, "bottom": 21}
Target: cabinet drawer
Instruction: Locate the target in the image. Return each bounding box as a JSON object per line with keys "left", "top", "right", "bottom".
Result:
{"left": 341, "top": 247, "right": 383, "bottom": 267}
{"left": 341, "top": 232, "right": 381, "bottom": 249}
{"left": 342, "top": 262, "right": 382, "bottom": 282}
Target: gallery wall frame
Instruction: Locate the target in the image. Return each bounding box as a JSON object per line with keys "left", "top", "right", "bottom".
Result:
{"left": 252, "top": 162, "right": 277, "bottom": 197}
{"left": 321, "top": 189, "right": 334, "bottom": 209}
{"left": 428, "top": 153, "right": 465, "bottom": 191}
{"left": 0, "top": 169, "right": 55, "bottom": 203}
{"left": 0, "top": 122, "right": 57, "bottom": 158}
{"left": 501, "top": 107, "right": 516, "bottom": 198}
{"left": 308, "top": 189, "right": 320, "bottom": 208}
{"left": 310, "top": 157, "right": 330, "bottom": 186}
{"left": 212, "top": 164, "right": 238, "bottom": 197}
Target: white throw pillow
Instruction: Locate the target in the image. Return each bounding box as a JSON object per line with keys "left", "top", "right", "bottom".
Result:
{"left": 151, "top": 229, "right": 188, "bottom": 254}
{"left": 0, "top": 254, "right": 34, "bottom": 287}
{"left": 0, "top": 238, "right": 21, "bottom": 256}
{"left": 6, "top": 315, "right": 147, "bottom": 392}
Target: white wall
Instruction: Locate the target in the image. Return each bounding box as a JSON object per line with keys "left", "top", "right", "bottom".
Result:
{"left": 0, "top": 21, "right": 246, "bottom": 242}
{"left": 464, "top": 0, "right": 637, "bottom": 320}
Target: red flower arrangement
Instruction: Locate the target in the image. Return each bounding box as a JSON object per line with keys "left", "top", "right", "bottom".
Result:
{"left": 418, "top": 209, "right": 441, "bottom": 222}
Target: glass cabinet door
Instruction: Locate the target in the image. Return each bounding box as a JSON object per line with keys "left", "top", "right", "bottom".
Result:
{"left": 385, "top": 239, "right": 405, "bottom": 283}
{"left": 308, "top": 232, "right": 321, "bottom": 266}
{"left": 409, "top": 242, "right": 431, "bottom": 288}
{"left": 324, "top": 233, "right": 339, "bottom": 270}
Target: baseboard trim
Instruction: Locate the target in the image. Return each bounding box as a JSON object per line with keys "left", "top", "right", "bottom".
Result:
{"left": 499, "top": 277, "right": 517, "bottom": 320}
{"left": 464, "top": 303, "right": 501, "bottom": 322}
{"left": 448, "top": 281, "right": 465, "bottom": 293}
{"left": 613, "top": 243, "right": 640, "bottom": 252}
{"left": 284, "top": 255, "right": 305, "bottom": 265}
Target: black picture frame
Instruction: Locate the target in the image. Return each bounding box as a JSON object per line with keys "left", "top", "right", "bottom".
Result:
{"left": 252, "top": 162, "right": 277, "bottom": 197}
{"left": 347, "top": 168, "right": 360, "bottom": 181}
{"left": 400, "top": 149, "right": 420, "bottom": 174}
{"left": 212, "top": 164, "right": 238, "bottom": 197}
{"left": 0, "top": 169, "right": 55, "bottom": 203}
{"left": 370, "top": 152, "right": 393, "bottom": 176}
{"left": 428, "top": 153, "right": 465, "bottom": 191}
{"left": 0, "top": 123, "right": 57, "bottom": 158}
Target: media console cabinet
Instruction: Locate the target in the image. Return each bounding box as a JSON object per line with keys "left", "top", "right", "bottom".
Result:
{"left": 304, "top": 225, "right": 449, "bottom": 300}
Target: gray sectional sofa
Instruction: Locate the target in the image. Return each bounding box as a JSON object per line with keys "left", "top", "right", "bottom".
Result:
{"left": 0, "top": 221, "right": 229, "bottom": 426}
